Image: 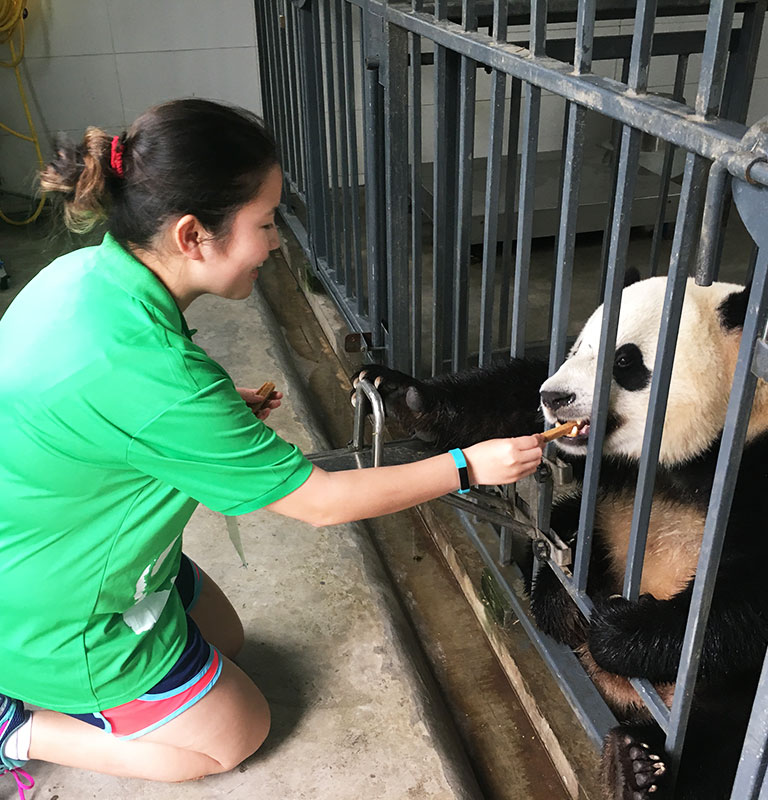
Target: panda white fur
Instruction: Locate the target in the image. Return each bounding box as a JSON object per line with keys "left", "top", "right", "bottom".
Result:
{"left": 354, "top": 275, "right": 768, "bottom": 800}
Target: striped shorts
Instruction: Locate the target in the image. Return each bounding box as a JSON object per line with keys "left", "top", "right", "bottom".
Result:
{"left": 66, "top": 555, "right": 222, "bottom": 739}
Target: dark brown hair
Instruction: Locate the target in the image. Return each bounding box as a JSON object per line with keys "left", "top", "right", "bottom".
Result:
{"left": 39, "top": 98, "right": 279, "bottom": 249}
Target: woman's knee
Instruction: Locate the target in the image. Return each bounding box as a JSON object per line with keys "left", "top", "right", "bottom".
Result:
{"left": 210, "top": 690, "right": 271, "bottom": 773}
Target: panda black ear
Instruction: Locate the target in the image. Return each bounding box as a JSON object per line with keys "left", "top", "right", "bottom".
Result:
{"left": 718, "top": 284, "right": 750, "bottom": 330}
{"left": 623, "top": 267, "right": 641, "bottom": 288}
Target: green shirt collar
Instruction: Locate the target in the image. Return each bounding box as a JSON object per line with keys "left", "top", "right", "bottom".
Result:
{"left": 98, "top": 233, "right": 195, "bottom": 339}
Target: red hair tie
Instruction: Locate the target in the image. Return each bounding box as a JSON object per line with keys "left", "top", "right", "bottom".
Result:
{"left": 110, "top": 135, "right": 124, "bottom": 177}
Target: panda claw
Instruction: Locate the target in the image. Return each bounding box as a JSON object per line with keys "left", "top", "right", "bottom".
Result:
{"left": 603, "top": 728, "right": 667, "bottom": 800}
{"left": 374, "top": 375, "right": 383, "bottom": 389}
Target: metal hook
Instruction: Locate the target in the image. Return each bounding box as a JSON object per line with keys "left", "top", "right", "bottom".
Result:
{"left": 352, "top": 377, "right": 386, "bottom": 467}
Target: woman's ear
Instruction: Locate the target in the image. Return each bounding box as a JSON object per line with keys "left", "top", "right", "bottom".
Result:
{"left": 171, "top": 214, "right": 207, "bottom": 260}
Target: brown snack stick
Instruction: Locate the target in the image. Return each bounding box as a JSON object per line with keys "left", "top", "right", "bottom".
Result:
{"left": 252, "top": 381, "right": 276, "bottom": 412}
{"left": 539, "top": 419, "right": 585, "bottom": 443}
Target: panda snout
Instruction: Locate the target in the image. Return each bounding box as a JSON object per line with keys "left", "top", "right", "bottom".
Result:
{"left": 540, "top": 389, "right": 576, "bottom": 414}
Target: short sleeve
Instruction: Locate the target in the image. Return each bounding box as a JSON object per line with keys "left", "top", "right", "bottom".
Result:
{"left": 126, "top": 376, "right": 313, "bottom": 514}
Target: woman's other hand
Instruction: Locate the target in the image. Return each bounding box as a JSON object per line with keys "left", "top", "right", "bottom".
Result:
{"left": 237, "top": 386, "right": 283, "bottom": 420}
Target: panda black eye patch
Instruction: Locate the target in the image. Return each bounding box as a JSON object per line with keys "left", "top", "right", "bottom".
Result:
{"left": 613, "top": 343, "right": 651, "bottom": 391}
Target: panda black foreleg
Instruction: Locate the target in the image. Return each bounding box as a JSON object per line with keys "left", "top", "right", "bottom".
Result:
{"left": 587, "top": 571, "right": 768, "bottom": 683}
{"left": 351, "top": 359, "right": 547, "bottom": 449}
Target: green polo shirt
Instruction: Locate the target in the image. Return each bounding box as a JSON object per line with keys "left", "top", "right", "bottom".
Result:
{"left": 0, "top": 233, "right": 313, "bottom": 712}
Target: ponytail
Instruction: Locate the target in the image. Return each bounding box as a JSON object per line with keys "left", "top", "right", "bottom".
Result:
{"left": 39, "top": 127, "right": 116, "bottom": 234}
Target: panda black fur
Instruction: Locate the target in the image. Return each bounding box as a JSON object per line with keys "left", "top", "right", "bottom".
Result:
{"left": 355, "top": 275, "right": 768, "bottom": 800}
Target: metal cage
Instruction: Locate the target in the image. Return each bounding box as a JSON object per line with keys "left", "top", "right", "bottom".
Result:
{"left": 256, "top": 1, "right": 768, "bottom": 796}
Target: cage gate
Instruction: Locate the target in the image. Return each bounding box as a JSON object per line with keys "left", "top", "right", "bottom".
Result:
{"left": 257, "top": 1, "right": 768, "bottom": 796}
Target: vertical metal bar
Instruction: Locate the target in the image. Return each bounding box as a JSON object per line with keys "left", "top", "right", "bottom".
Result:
{"left": 571, "top": 127, "right": 644, "bottom": 592}
{"left": 478, "top": 0, "right": 508, "bottom": 367}
{"left": 720, "top": 1, "right": 767, "bottom": 126}
{"left": 573, "top": 0, "right": 597, "bottom": 75}
{"left": 431, "top": 0, "right": 459, "bottom": 374}
{"left": 309, "top": 1, "right": 332, "bottom": 261}
{"left": 547, "top": 0, "right": 594, "bottom": 372}
{"left": 510, "top": 0, "right": 546, "bottom": 359}
{"left": 276, "top": 6, "right": 298, "bottom": 183}
{"left": 695, "top": 0, "right": 737, "bottom": 119}
{"left": 451, "top": 0, "right": 478, "bottom": 371}
{"left": 254, "top": 3, "right": 274, "bottom": 133}
{"left": 668, "top": 248, "right": 768, "bottom": 781}
{"left": 362, "top": 20, "right": 386, "bottom": 348}
{"left": 496, "top": 78, "right": 521, "bottom": 351}
{"left": 547, "top": 102, "right": 586, "bottom": 373}
{"left": 409, "top": 0, "right": 424, "bottom": 375}
{"left": 286, "top": 6, "right": 306, "bottom": 195}
{"left": 332, "top": 0, "right": 354, "bottom": 294}
{"left": 273, "top": 3, "right": 294, "bottom": 180}
{"left": 343, "top": 2, "right": 365, "bottom": 315}
{"left": 384, "top": 23, "right": 411, "bottom": 369}
{"left": 320, "top": 0, "right": 342, "bottom": 283}
{"left": 574, "top": 0, "right": 661, "bottom": 591}
{"left": 597, "top": 58, "right": 630, "bottom": 304}
{"left": 263, "top": 3, "right": 284, "bottom": 151}
{"left": 729, "top": 644, "right": 768, "bottom": 799}
{"left": 286, "top": 4, "right": 305, "bottom": 196}
{"left": 622, "top": 155, "right": 711, "bottom": 601}
{"left": 694, "top": 162, "right": 728, "bottom": 286}
{"left": 295, "top": 0, "right": 329, "bottom": 264}
{"left": 649, "top": 53, "right": 688, "bottom": 277}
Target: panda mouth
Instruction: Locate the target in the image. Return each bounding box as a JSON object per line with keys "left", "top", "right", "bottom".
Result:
{"left": 557, "top": 418, "right": 591, "bottom": 444}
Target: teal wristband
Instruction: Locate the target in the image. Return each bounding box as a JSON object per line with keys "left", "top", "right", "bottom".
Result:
{"left": 449, "top": 448, "right": 471, "bottom": 494}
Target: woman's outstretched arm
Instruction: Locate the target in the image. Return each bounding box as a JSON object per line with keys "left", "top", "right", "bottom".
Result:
{"left": 265, "top": 435, "right": 543, "bottom": 527}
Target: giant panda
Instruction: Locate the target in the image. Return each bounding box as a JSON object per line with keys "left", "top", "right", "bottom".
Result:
{"left": 353, "top": 274, "right": 768, "bottom": 800}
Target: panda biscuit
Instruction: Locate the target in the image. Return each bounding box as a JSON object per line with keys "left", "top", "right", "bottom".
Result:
{"left": 353, "top": 274, "right": 768, "bottom": 800}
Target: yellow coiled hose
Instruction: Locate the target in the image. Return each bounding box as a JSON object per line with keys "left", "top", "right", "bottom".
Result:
{"left": 0, "top": 0, "right": 45, "bottom": 225}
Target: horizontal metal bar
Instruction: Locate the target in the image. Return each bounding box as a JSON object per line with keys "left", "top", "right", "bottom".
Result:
{"left": 629, "top": 678, "right": 672, "bottom": 730}
{"left": 413, "top": 27, "right": 742, "bottom": 83}
{"left": 377, "top": 3, "right": 752, "bottom": 169}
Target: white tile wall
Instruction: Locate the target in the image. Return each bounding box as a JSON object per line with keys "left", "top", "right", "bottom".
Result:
{"left": 0, "top": 0, "right": 261, "bottom": 197}
{"left": 117, "top": 48, "right": 261, "bottom": 122}
{"left": 23, "top": 0, "right": 113, "bottom": 57}
{"left": 107, "top": 0, "right": 257, "bottom": 53}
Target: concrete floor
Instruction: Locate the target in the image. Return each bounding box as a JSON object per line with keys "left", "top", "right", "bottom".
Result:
{"left": 0, "top": 222, "right": 488, "bottom": 800}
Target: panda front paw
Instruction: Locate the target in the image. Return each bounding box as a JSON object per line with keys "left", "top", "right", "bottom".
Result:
{"left": 588, "top": 595, "right": 655, "bottom": 677}
{"left": 349, "top": 365, "right": 429, "bottom": 437}
{"left": 602, "top": 727, "right": 668, "bottom": 800}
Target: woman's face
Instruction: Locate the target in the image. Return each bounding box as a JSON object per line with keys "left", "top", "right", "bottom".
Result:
{"left": 200, "top": 164, "right": 283, "bottom": 300}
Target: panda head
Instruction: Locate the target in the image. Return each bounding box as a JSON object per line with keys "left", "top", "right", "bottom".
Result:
{"left": 539, "top": 275, "right": 755, "bottom": 466}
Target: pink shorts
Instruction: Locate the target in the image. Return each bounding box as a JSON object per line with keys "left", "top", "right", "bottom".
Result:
{"left": 67, "top": 555, "right": 222, "bottom": 739}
